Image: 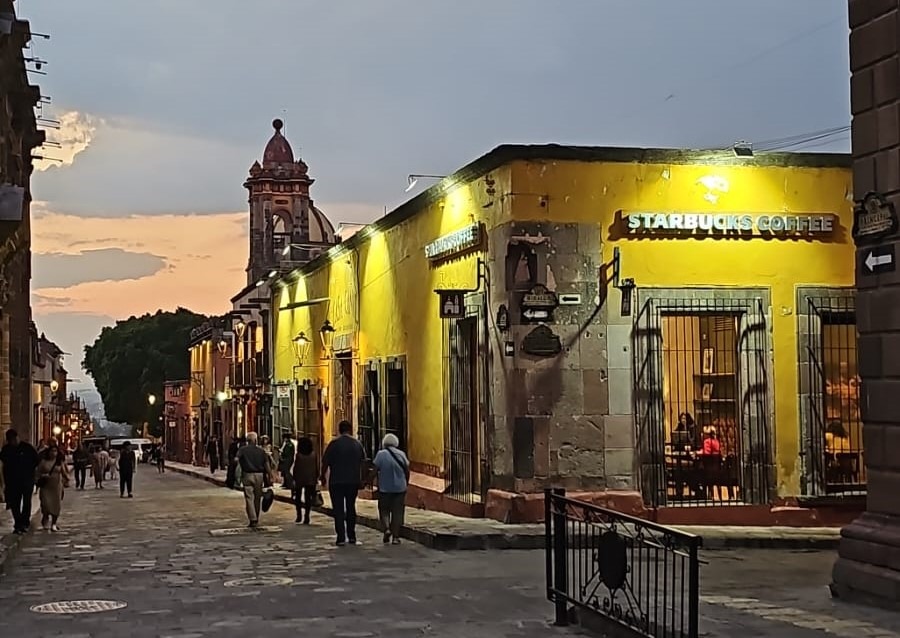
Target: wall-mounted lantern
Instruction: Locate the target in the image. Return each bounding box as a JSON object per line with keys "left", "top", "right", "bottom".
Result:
{"left": 496, "top": 304, "right": 510, "bottom": 332}
{"left": 320, "top": 319, "right": 336, "bottom": 358}
{"left": 293, "top": 332, "right": 312, "bottom": 366}
{"left": 217, "top": 339, "right": 228, "bottom": 355}
{"left": 49, "top": 379, "right": 59, "bottom": 393}
{"left": 235, "top": 321, "right": 247, "bottom": 340}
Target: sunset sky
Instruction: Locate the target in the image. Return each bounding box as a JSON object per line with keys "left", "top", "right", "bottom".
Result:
{"left": 21, "top": 1, "right": 850, "bottom": 407}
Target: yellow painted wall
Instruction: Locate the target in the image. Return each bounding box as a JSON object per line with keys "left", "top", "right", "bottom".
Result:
{"left": 189, "top": 340, "right": 215, "bottom": 411}
{"left": 273, "top": 172, "right": 509, "bottom": 470}
{"left": 509, "top": 158, "right": 854, "bottom": 496}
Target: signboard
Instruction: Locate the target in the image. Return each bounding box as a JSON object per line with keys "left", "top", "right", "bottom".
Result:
{"left": 167, "top": 420, "right": 176, "bottom": 429}
{"left": 624, "top": 212, "right": 836, "bottom": 236}
{"left": 853, "top": 192, "right": 898, "bottom": 244}
{"left": 276, "top": 385, "right": 291, "bottom": 399}
{"left": 438, "top": 290, "right": 465, "bottom": 318}
{"left": 558, "top": 293, "right": 582, "bottom": 306}
{"left": 522, "top": 308, "right": 551, "bottom": 322}
{"left": 522, "top": 284, "right": 559, "bottom": 309}
{"left": 861, "top": 244, "right": 895, "bottom": 275}
{"left": 425, "top": 223, "right": 482, "bottom": 261}
{"left": 504, "top": 341, "right": 515, "bottom": 357}
{"left": 522, "top": 325, "right": 562, "bottom": 357}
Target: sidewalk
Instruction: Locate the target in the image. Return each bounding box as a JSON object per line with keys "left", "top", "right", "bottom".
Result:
{"left": 166, "top": 460, "right": 842, "bottom": 550}
{"left": 0, "top": 493, "right": 40, "bottom": 571}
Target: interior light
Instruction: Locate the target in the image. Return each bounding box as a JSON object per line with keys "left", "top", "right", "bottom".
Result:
{"left": 255, "top": 279, "right": 265, "bottom": 287}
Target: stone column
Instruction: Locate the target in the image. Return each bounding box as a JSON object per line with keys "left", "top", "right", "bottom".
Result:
{"left": 832, "top": 0, "right": 900, "bottom": 608}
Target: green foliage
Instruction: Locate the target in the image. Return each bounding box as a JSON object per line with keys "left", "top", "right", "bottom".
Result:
{"left": 83, "top": 308, "right": 209, "bottom": 436}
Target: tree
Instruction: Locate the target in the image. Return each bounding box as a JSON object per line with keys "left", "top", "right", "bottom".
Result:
{"left": 83, "top": 308, "right": 209, "bottom": 437}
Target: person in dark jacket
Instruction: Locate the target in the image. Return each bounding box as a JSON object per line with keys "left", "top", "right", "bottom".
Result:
{"left": 118, "top": 441, "right": 137, "bottom": 498}
{"left": 206, "top": 436, "right": 219, "bottom": 475}
{"left": 72, "top": 442, "right": 90, "bottom": 490}
{"left": 292, "top": 437, "right": 318, "bottom": 525}
{"left": 320, "top": 421, "right": 367, "bottom": 546}
{"left": 0, "top": 429, "right": 39, "bottom": 535}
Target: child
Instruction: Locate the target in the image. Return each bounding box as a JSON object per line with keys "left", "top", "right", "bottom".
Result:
{"left": 291, "top": 437, "right": 319, "bottom": 525}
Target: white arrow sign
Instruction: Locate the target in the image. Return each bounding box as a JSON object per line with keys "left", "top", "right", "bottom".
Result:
{"left": 865, "top": 251, "right": 893, "bottom": 271}
{"left": 523, "top": 309, "right": 549, "bottom": 320}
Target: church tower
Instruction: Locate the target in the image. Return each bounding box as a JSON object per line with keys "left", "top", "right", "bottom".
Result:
{"left": 244, "top": 119, "right": 337, "bottom": 285}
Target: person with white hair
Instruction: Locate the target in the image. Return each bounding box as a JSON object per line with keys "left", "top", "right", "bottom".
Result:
{"left": 372, "top": 432, "right": 409, "bottom": 545}
{"left": 234, "top": 431, "right": 274, "bottom": 527}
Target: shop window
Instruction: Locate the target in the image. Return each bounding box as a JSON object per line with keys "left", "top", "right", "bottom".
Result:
{"left": 634, "top": 296, "right": 771, "bottom": 508}
{"left": 385, "top": 357, "right": 408, "bottom": 451}
{"left": 801, "top": 294, "right": 863, "bottom": 495}
{"left": 505, "top": 242, "right": 538, "bottom": 291}
{"left": 359, "top": 362, "right": 381, "bottom": 460}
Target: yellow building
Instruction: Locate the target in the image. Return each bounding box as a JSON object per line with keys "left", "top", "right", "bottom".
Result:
{"left": 187, "top": 320, "right": 233, "bottom": 467}
{"left": 273, "top": 145, "right": 858, "bottom": 523}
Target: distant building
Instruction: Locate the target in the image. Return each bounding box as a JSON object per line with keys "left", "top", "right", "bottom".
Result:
{"left": 228, "top": 119, "right": 337, "bottom": 445}
{"left": 0, "top": 1, "right": 44, "bottom": 442}
{"left": 31, "top": 331, "right": 66, "bottom": 444}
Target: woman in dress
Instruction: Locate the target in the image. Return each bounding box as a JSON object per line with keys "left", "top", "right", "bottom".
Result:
{"left": 35, "top": 440, "right": 70, "bottom": 531}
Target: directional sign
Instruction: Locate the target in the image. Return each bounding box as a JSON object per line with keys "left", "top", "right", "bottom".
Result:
{"left": 862, "top": 244, "right": 895, "bottom": 275}
{"left": 522, "top": 308, "right": 550, "bottom": 321}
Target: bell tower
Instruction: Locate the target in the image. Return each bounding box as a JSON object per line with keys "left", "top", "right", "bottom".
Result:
{"left": 244, "top": 119, "right": 337, "bottom": 286}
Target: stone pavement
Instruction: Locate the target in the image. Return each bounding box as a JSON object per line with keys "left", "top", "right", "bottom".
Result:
{"left": 0, "top": 468, "right": 897, "bottom": 637}
{"left": 167, "top": 460, "right": 841, "bottom": 550}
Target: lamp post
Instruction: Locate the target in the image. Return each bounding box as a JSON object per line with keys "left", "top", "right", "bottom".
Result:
{"left": 319, "top": 319, "right": 335, "bottom": 359}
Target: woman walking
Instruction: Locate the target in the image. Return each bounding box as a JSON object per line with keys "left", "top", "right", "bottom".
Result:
{"left": 36, "top": 440, "right": 70, "bottom": 532}
{"left": 90, "top": 446, "right": 105, "bottom": 489}
{"left": 291, "top": 437, "right": 318, "bottom": 525}
{"left": 373, "top": 433, "right": 409, "bottom": 545}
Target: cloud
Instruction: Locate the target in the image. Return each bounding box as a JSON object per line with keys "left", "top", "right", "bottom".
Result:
{"left": 32, "top": 293, "right": 74, "bottom": 310}
{"left": 34, "top": 111, "right": 101, "bottom": 171}
{"left": 33, "top": 247, "right": 167, "bottom": 289}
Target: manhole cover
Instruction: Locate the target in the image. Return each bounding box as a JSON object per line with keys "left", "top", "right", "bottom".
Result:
{"left": 209, "top": 526, "right": 282, "bottom": 536}
{"left": 30, "top": 600, "right": 127, "bottom": 614}
{"left": 223, "top": 576, "right": 293, "bottom": 588}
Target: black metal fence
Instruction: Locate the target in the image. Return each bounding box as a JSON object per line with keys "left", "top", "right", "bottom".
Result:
{"left": 545, "top": 489, "right": 701, "bottom": 638}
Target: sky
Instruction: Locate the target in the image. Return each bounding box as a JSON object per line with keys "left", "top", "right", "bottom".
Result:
{"left": 18, "top": 0, "right": 851, "bottom": 409}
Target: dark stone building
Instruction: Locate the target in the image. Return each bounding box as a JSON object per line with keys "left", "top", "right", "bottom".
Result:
{"left": 0, "top": 0, "right": 43, "bottom": 442}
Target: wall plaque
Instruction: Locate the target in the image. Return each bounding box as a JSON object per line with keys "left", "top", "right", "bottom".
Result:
{"left": 522, "top": 284, "right": 559, "bottom": 309}
{"left": 438, "top": 290, "right": 465, "bottom": 318}
{"left": 853, "top": 192, "right": 898, "bottom": 244}
{"left": 522, "top": 325, "right": 562, "bottom": 357}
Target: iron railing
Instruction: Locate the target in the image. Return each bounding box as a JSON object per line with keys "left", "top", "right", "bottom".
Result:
{"left": 802, "top": 295, "right": 864, "bottom": 496}
{"left": 633, "top": 296, "right": 772, "bottom": 508}
{"left": 545, "top": 489, "right": 701, "bottom": 638}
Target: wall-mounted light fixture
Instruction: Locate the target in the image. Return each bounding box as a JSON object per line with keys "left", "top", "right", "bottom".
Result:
{"left": 235, "top": 321, "right": 246, "bottom": 339}
{"left": 405, "top": 174, "right": 446, "bottom": 193}
{"left": 49, "top": 379, "right": 59, "bottom": 393}
{"left": 217, "top": 339, "right": 228, "bottom": 355}
{"left": 496, "top": 304, "right": 510, "bottom": 332}
{"left": 293, "top": 332, "right": 311, "bottom": 365}
{"left": 319, "top": 319, "right": 336, "bottom": 357}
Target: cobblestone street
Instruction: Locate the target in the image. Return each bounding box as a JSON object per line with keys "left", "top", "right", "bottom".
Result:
{"left": 2, "top": 468, "right": 900, "bottom": 637}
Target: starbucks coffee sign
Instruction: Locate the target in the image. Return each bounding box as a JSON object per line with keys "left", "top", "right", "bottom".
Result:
{"left": 425, "top": 223, "right": 483, "bottom": 261}
{"left": 625, "top": 212, "right": 836, "bottom": 236}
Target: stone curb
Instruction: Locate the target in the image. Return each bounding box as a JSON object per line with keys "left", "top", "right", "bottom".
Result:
{"left": 166, "top": 464, "right": 842, "bottom": 551}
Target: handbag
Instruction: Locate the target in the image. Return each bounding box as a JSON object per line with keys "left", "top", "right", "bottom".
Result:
{"left": 261, "top": 488, "right": 275, "bottom": 513}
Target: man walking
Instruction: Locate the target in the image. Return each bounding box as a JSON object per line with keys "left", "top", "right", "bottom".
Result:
{"left": 320, "top": 420, "right": 367, "bottom": 546}
{"left": 235, "top": 432, "right": 273, "bottom": 528}
{"left": 0, "top": 429, "right": 39, "bottom": 535}
{"left": 72, "top": 443, "right": 89, "bottom": 490}
{"left": 118, "top": 441, "right": 137, "bottom": 498}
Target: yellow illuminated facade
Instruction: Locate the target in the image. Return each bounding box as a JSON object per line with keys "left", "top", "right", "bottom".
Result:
{"left": 273, "top": 146, "right": 856, "bottom": 522}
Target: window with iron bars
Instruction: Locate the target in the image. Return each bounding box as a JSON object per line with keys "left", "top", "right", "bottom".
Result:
{"left": 634, "top": 294, "right": 772, "bottom": 508}
{"left": 384, "top": 357, "right": 408, "bottom": 451}
{"left": 359, "top": 362, "right": 381, "bottom": 461}
{"left": 799, "top": 292, "right": 863, "bottom": 496}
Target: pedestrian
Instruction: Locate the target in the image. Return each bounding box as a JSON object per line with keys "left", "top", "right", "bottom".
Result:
{"left": 292, "top": 437, "right": 318, "bottom": 525}
{"left": 0, "top": 429, "right": 39, "bottom": 535}
{"left": 99, "top": 446, "right": 110, "bottom": 483}
{"left": 235, "top": 432, "right": 274, "bottom": 528}
{"left": 35, "top": 439, "right": 70, "bottom": 532}
{"left": 226, "top": 437, "right": 239, "bottom": 488}
{"left": 108, "top": 447, "right": 119, "bottom": 481}
{"left": 279, "top": 435, "right": 295, "bottom": 489}
{"left": 373, "top": 433, "right": 409, "bottom": 545}
{"left": 72, "top": 443, "right": 89, "bottom": 490}
{"left": 320, "top": 420, "right": 367, "bottom": 546}
{"left": 90, "top": 446, "right": 105, "bottom": 489}
{"left": 206, "top": 436, "right": 219, "bottom": 475}
{"left": 118, "top": 441, "right": 137, "bottom": 498}
{"left": 155, "top": 443, "right": 166, "bottom": 473}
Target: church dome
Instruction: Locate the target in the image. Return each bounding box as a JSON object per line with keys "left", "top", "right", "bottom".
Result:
{"left": 262, "top": 118, "right": 294, "bottom": 164}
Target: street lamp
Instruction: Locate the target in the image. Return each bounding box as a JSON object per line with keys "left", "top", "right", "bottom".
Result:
{"left": 148, "top": 394, "right": 156, "bottom": 406}
{"left": 292, "top": 332, "right": 311, "bottom": 366}
{"left": 405, "top": 173, "right": 445, "bottom": 193}
{"left": 52, "top": 425, "right": 62, "bottom": 436}
{"left": 319, "top": 319, "right": 336, "bottom": 358}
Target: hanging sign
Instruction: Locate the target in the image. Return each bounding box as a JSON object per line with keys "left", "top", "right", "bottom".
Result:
{"left": 853, "top": 192, "right": 898, "bottom": 244}
{"left": 276, "top": 385, "right": 291, "bottom": 399}
{"left": 438, "top": 290, "right": 465, "bottom": 318}
{"left": 425, "top": 223, "right": 483, "bottom": 261}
